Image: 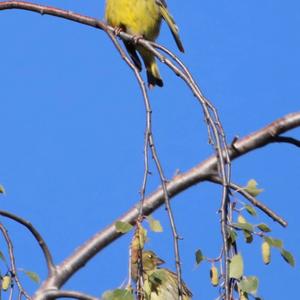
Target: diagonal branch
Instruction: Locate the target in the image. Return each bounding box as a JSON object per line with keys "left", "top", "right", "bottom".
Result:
{"left": 32, "top": 112, "right": 300, "bottom": 297}
{"left": 208, "top": 176, "right": 288, "bottom": 227}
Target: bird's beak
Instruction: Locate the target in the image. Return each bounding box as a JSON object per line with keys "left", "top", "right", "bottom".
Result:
{"left": 155, "top": 257, "right": 165, "bottom": 266}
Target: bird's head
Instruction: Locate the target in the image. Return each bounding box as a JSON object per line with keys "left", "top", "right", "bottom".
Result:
{"left": 142, "top": 250, "right": 165, "bottom": 271}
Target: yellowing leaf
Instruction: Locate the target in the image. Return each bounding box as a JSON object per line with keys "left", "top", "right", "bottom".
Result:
{"left": 210, "top": 265, "right": 219, "bottom": 286}
{"left": 25, "top": 271, "right": 40, "bottom": 284}
{"left": 262, "top": 241, "right": 271, "bottom": 265}
{"left": 244, "top": 179, "right": 263, "bottom": 197}
{"left": 238, "top": 215, "right": 247, "bottom": 224}
{"left": 115, "top": 221, "right": 133, "bottom": 233}
{"left": 229, "top": 254, "right": 244, "bottom": 279}
{"left": 2, "top": 275, "right": 11, "bottom": 291}
{"left": 238, "top": 276, "right": 259, "bottom": 295}
{"left": 147, "top": 215, "right": 163, "bottom": 233}
{"left": 240, "top": 291, "right": 249, "bottom": 300}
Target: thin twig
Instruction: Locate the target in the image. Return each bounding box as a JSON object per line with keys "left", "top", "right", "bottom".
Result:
{"left": 0, "top": 223, "right": 31, "bottom": 299}
{"left": 0, "top": 3, "right": 298, "bottom": 299}
{"left": 0, "top": 3, "right": 229, "bottom": 295}
{"left": 272, "top": 136, "right": 300, "bottom": 147}
{"left": 150, "top": 40, "right": 232, "bottom": 300}
{"left": 208, "top": 177, "right": 288, "bottom": 227}
{"left": 105, "top": 30, "right": 184, "bottom": 300}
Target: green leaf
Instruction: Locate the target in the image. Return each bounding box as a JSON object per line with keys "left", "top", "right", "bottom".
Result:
{"left": 102, "top": 289, "right": 134, "bottom": 300}
{"left": 146, "top": 215, "right": 163, "bottom": 233}
{"left": 280, "top": 249, "right": 295, "bottom": 267}
{"left": 0, "top": 184, "right": 5, "bottom": 194}
{"left": 232, "top": 222, "right": 254, "bottom": 232}
{"left": 149, "top": 269, "right": 167, "bottom": 284}
{"left": 257, "top": 224, "right": 271, "bottom": 232}
{"left": 115, "top": 221, "right": 133, "bottom": 233}
{"left": 229, "top": 254, "right": 244, "bottom": 279}
{"left": 24, "top": 271, "right": 40, "bottom": 284}
{"left": 264, "top": 237, "right": 283, "bottom": 248}
{"left": 245, "top": 204, "right": 257, "bottom": 216}
{"left": 195, "top": 249, "right": 204, "bottom": 265}
{"left": 0, "top": 250, "right": 6, "bottom": 262}
{"left": 238, "top": 276, "right": 259, "bottom": 295}
{"left": 243, "top": 230, "right": 253, "bottom": 244}
{"left": 143, "top": 279, "right": 151, "bottom": 298}
{"left": 271, "top": 238, "right": 283, "bottom": 248}
{"left": 228, "top": 229, "right": 237, "bottom": 244}
{"left": 244, "top": 179, "right": 263, "bottom": 197}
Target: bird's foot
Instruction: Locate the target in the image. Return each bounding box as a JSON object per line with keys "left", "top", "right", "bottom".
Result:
{"left": 113, "top": 26, "right": 124, "bottom": 36}
{"left": 132, "top": 35, "right": 143, "bottom": 45}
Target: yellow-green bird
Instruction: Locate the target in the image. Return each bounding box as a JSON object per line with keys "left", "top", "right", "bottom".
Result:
{"left": 105, "top": 0, "right": 184, "bottom": 88}
{"left": 132, "top": 250, "right": 192, "bottom": 299}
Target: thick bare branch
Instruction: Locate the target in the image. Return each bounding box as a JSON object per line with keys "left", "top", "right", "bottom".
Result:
{"left": 32, "top": 112, "right": 300, "bottom": 297}
{"left": 43, "top": 290, "right": 98, "bottom": 300}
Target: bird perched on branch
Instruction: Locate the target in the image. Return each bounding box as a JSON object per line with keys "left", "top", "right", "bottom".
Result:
{"left": 131, "top": 250, "right": 192, "bottom": 299}
{"left": 104, "top": 0, "right": 184, "bottom": 88}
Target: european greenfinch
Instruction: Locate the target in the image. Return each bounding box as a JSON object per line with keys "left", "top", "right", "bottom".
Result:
{"left": 132, "top": 250, "right": 192, "bottom": 299}
{"left": 105, "top": 0, "right": 184, "bottom": 88}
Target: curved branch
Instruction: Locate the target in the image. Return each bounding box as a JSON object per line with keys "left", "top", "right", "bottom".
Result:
{"left": 0, "top": 210, "right": 56, "bottom": 275}
{"left": 32, "top": 112, "right": 300, "bottom": 296}
{"left": 43, "top": 290, "right": 98, "bottom": 300}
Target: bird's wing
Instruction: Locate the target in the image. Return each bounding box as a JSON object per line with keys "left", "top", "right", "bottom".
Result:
{"left": 156, "top": 0, "right": 168, "bottom": 8}
{"left": 155, "top": 0, "right": 184, "bottom": 52}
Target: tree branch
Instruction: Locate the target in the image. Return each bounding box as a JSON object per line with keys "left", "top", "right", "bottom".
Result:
{"left": 32, "top": 112, "right": 300, "bottom": 297}
{"left": 271, "top": 136, "right": 300, "bottom": 147}
{"left": 0, "top": 210, "right": 56, "bottom": 276}
{"left": 208, "top": 176, "right": 288, "bottom": 227}
{"left": 0, "top": 223, "right": 31, "bottom": 299}
{"left": 43, "top": 290, "right": 98, "bottom": 300}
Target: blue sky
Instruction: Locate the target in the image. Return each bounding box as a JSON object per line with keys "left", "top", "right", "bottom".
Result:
{"left": 0, "top": 0, "right": 299, "bottom": 299}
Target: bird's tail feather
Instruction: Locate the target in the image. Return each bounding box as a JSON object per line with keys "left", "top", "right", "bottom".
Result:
{"left": 159, "top": 4, "right": 184, "bottom": 53}
{"left": 147, "top": 66, "right": 163, "bottom": 88}
{"left": 139, "top": 47, "right": 163, "bottom": 88}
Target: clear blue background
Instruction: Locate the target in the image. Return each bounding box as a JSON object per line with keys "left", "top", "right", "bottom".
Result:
{"left": 0, "top": 0, "right": 299, "bottom": 299}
